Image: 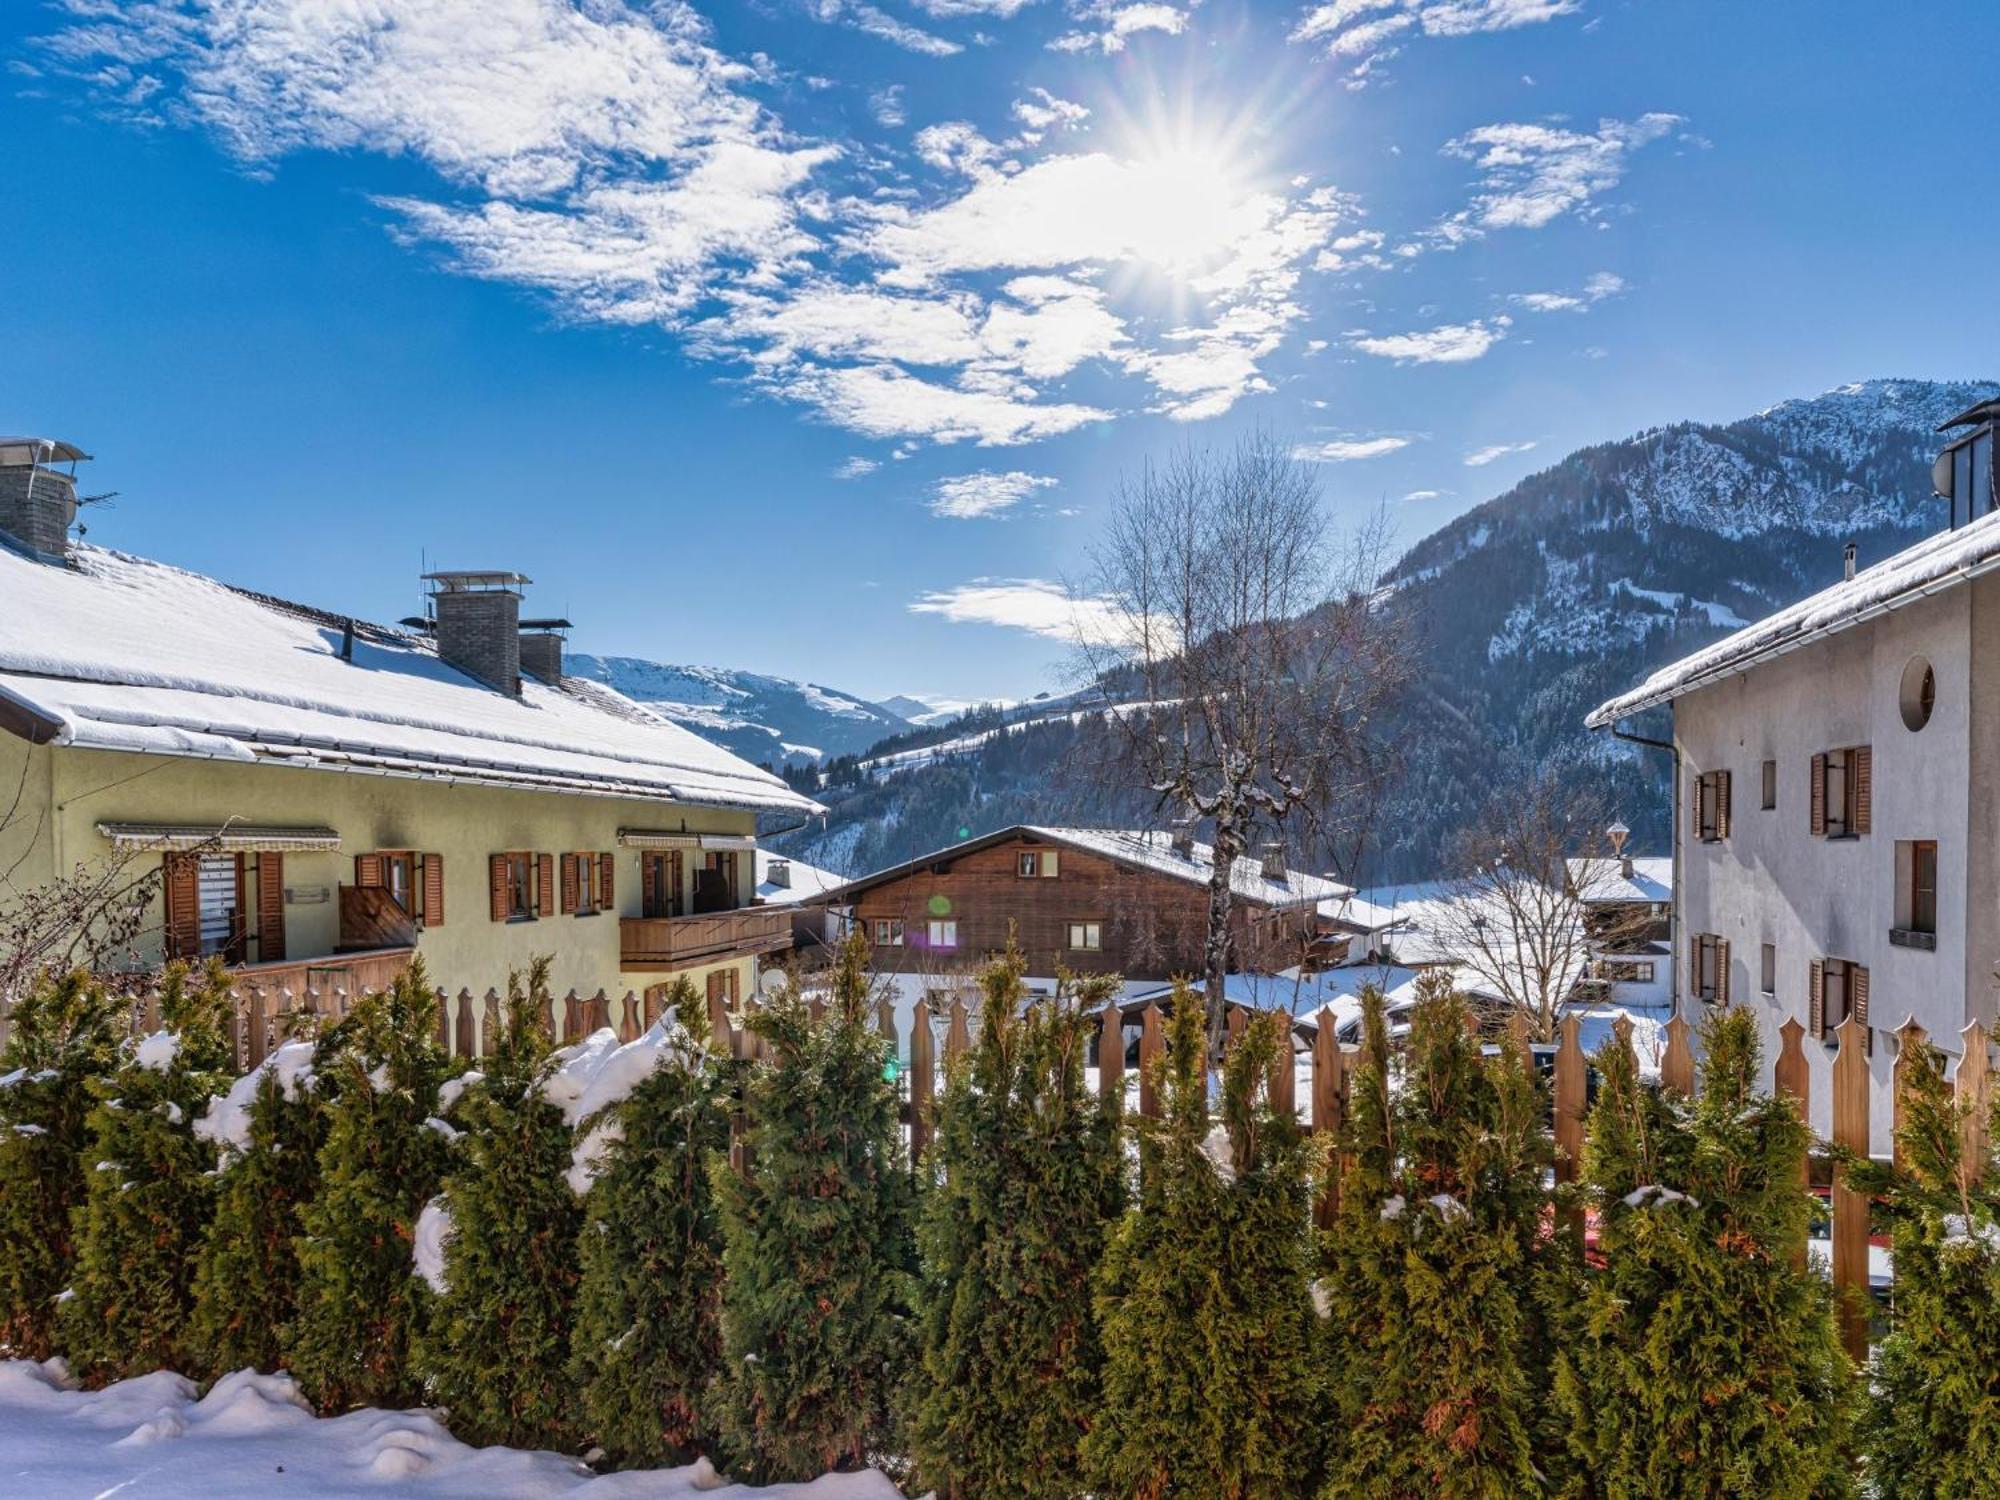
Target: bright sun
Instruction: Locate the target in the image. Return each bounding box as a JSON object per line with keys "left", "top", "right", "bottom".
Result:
{"left": 1120, "top": 146, "right": 1255, "bottom": 275}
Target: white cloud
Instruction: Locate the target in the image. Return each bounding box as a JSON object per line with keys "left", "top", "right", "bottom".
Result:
{"left": 928, "top": 469, "right": 1058, "bottom": 517}
{"left": 834, "top": 455, "right": 881, "bottom": 479}
{"left": 1349, "top": 317, "right": 1507, "bottom": 364}
{"left": 1464, "top": 439, "right": 1537, "bottom": 466}
{"left": 1292, "top": 0, "right": 1582, "bottom": 78}
{"left": 824, "top": 1, "right": 964, "bottom": 55}
{"left": 1403, "top": 488, "right": 1444, "bottom": 501}
{"left": 1049, "top": 2, "right": 1192, "bottom": 53}
{"left": 1509, "top": 269, "right": 1624, "bottom": 312}
{"left": 1438, "top": 115, "right": 1681, "bottom": 239}
{"left": 1011, "top": 87, "right": 1090, "bottom": 133}
{"left": 870, "top": 85, "right": 907, "bottom": 128}
{"left": 906, "top": 0, "right": 1041, "bottom": 13}
{"left": 778, "top": 363, "right": 1110, "bottom": 445}
{"left": 910, "top": 577, "right": 1132, "bottom": 645}
{"left": 1293, "top": 435, "right": 1412, "bottom": 462}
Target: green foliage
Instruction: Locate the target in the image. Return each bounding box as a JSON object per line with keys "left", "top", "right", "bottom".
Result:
{"left": 285, "top": 960, "right": 451, "bottom": 1412}
{"left": 187, "top": 1035, "right": 330, "bottom": 1377}
{"left": 417, "top": 959, "right": 581, "bottom": 1450}
{"left": 1553, "top": 1007, "right": 1855, "bottom": 1498}
{"left": 1852, "top": 1035, "right": 2000, "bottom": 1499}
{"left": 570, "top": 974, "right": 733, "bottom": 1469}
{"left": 903, "top": 949, "right": 1126, "bottom": 1500}
{"left": 1083, "top": 986, "right": 1322, "bottom": 1500}
{"left": 60, "top": 960, "right": 236, "bottom": 1382}
{"left": 0, "top": 970, "right": 124, "bottom": 1358}
{"left": 710, "top": 928, "right": 914, "bottom": 1484}
{"left": 1320, "top": 978, "right": 1552, "bottom": 1498}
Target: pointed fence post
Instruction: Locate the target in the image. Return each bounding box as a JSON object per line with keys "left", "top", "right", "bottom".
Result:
{"left": 1505, "top": 1010, "right": 1533, "bottom": 1076}
{"left": 431, "top": 987, "right": 448, "bottom": 1052}
{"left": 1660, "top": 1011, "right": 1695, "bottom": 1096}
{"left": 909, "top": 1001, "right": 936, "bottom": 1164}
{"left": 245, "top": 984, "right": 269, "bottom": 1070}
{"left": 1312, "top": 1021, "right": 1345, "bottom": 1232}
{"left": 1831, "top": 1014, "right": 1872, "bottom": 1363}
{"left": 583, "top": 989, "right": 608, "bottom": 1035}
{"left": 1098, "top": 1002, "right": 1124, "bottom": 1112}
{"left": 562, "top": 990, "right": 584, "bottom": 1044}
{"left": 1553, "top": 1013, "right": 1587, "bottom": 1249}
{"left": 618, "top": 991, "right": 640, "bottom": 1043}
{"left": 1138, "top": 1002, "right": 1165, "bottom": 1120}
{"left": 1774, "top": 1016, "right": 1811, "bottom": 1269}
{"left": 1269, "top": 1019, "right": 1297, "bottom": 1122}
{"left": 708, "top": 993, "right": 736, "bottom": 1058}
{"left": 1958, "top": 1020, "right": 1993, "bottom": 1196}
{"left": 1891, "top": 1017, "right": 1929, "bottom": 1171}
{"left": 643, "top": 987, "right": 664, "bottom": 1033}
{"left": 481, "top": 988, "right": 501, "bottom": 1057}
{"left": 808, "top": 993, "right": 827, "bottom": 1025}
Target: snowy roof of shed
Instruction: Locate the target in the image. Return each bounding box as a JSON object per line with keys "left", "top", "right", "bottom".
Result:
{"left": 0, "top": 542, "right": 819, "bottom": 818}
{"left": 1565, "top": 856, "right": 1672, "bottom": 904}
{"left": 1587, "top": 510, "right": 2000, "bottom": 727}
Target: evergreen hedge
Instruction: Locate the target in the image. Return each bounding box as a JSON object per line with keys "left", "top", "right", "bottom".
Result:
{"left": 1083, "top": 986, "right": 1323, "bottom": 1499}
{"left": 903, "top": 949, "right": 1125, "bottom": 1500}
{"left": 60, "top": 960, "right": 236, "bottom": 1383}
{"left": 1553, "top": 1007, "right": 1855, "bottom": 1498}
{"left": 0, "top": 970, "right": 124, "bottom": 1359}
{"left": 710, "top": 929, "right": 914, "bottom": 1483}
{"left": 1852, "top": 1032, "right": 2000, "bottom": 1500}
{"left": 570, "top": 975, "right": 734, "bottom": 1469}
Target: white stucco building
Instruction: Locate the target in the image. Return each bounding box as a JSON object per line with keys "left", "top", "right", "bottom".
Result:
{"left": 1587, "top": 396, "right": 2000, "bottom": 1152}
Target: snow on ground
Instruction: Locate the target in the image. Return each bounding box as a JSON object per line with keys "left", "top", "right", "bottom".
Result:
{"left": 0, "top": 1360, "right": 902, "bottom": 1499}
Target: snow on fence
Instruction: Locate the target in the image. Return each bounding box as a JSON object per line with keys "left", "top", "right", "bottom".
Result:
{"left": 118, "top": 965, "right": 1996, "bottom": 1364}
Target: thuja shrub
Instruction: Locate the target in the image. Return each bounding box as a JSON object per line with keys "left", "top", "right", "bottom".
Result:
{"left": 902, "top": 949, "right": 1125, "bottom": 1500}
{"left": 416, "top": 959, "right": 583, "bottom": 1452}
{"left": 710, "top": 929, "right": 914, "bottom": 1484}
{"left": 1083, "top": 987, "right": 1322, "bottom": 1499}
{"left": 1851, "top": 1034, "right": 2000, "bottom": 1500}
{"left": 1320, "top": 977, "right": 1552, "bottom": 1499}
{"left": 0, "top": 969, "right": 124, "bottom": 1358}
{"left": 570, "top": 975, "right": 735, "bottom": 1469}
{"left": 1553, "top": 1007, "right": 1855, "bottom": 1499}
{"left": 60, "top": 960, "right": 236, "bottom": 1382}
{"left": 286, "top": 960, "right": 452, "bottom": 1412}
{"left": 187, "top": 1036, "right": 329, "bottom": 1378}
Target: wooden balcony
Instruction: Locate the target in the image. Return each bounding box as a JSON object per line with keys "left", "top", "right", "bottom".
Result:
{"left": 226, "top": 945, "right": 417, "bottom": 1002}
{"left": 620, "top": 907, "right": 795, "bottom": 973}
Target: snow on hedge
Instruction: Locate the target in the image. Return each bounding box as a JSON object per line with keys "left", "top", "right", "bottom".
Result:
{"left": 0, "top": 1358, "right": 900, "bottom": 1497}
{"left": 541, "top": 1014, "right": 705, "bottom": 1196}
{"left": 413, "top": 1197, "right": 453, "bottom": 1295}
{"left": 195, "top": 1040, "right": 318, "bottom": 1155}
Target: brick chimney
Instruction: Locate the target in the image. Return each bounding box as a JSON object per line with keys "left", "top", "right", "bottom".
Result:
{"left": 424, "top": 571, "right": 528, "bottom": 695}
{"left": 519, "top": 617, "right": 570, "bottom": 685}
{"left": 1170, "top": 818, "right": 1197, "bottom": 858}
{"left": 0, "top": 438, "right": 87, "bottom": 564}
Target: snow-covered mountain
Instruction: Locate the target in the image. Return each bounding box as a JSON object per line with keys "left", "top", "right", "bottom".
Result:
{"left": 563, "top": 656, "right": 911, "bottom": 768}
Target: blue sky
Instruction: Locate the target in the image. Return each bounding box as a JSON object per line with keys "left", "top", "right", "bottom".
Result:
{"left": 4, "top": 0, "right": 1997, "bottom": 708}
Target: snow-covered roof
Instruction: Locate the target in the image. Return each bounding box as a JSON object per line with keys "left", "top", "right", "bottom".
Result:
{"left": 1588, "top": 509, "right": 2000, "bottom": 726}
{"left": 1318, "top": 892, "right": 1405, "bottom": 932}
{"left": 0, "top": 543, "right": 819, "bottom": 818}
{"left": 755, "top": 849, "right": 844, "bottom": 906}
{"left": 1565, "top": 856, "right": 1672, "bottom": 905}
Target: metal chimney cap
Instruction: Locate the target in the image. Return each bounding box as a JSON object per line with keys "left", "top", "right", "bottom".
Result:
{"left": 423, "top": 569, "right": 530, "bottom": 592}
{"left": 0, "top": 438, "right": 90, "bottom": 464}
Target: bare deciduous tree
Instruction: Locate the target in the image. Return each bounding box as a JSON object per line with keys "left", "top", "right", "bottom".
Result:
{"left": 1077, "top": 431, "right": 1410, "bottom": 1049}
{"left": 1426, "top": 773, "right": 1643, "bottom": 1042}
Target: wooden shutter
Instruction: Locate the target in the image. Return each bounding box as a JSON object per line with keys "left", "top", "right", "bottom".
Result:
{"left": 1809, "top": 959, "right": 1825, "bottom": 1039}
{"left": 1717, "top": 771, "right": 1732, "bottom": 838}
{"left": 258, "top": 853, "right": 286, "bottom": 963}
{"left": 1689, "top": 933, "right": 1700, "bottom": 1002}
{"left": 1852, "top": 746, "right": 1872, "bottom": 834}
{"left": 561, "top": 853, "right": 579, "bottom": 915}
{"left": 1852, "top": 964, "right": 1870, "bottom": 1045}
{"left": 537, "top": 853, "right": 556, "bottom": 918}
{"left": 1716, "top": 938, "right": 1730, "bottom": 1006}
{"left": 598, "top": 853, "right": 614, "bottom": 912}
{"left": 641, "top": 855, "right": 657, "bottom": 917}
{"left": 355, "top": 852, "right": 385, "bottom": 889}
{"left": 1810, "top": 754, "right": 1827, "bottom": 835}
{"left": 489, "top": 854, "right": 510, "bottom": 923}
{"left": 1690, "top": 772, "right": 1706, "bottom": 842}
{"left": 162, "top": 852, "right": 199, "bottom": 960}
{"left": 421, "top": 854, "right": 445, "bottom": 928}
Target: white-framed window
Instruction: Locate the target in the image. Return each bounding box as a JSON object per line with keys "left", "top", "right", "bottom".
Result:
{"left": 873, "top": 917, "right": 904, "bottom": 947}
{"left": 1066, "top": 921, "right": 1103, "bottom": 951}
{"left": 928, "top": 919, "right": 958, "bottom": 949}
{"left": 1017, "top": 849, "right": 1060, "bottom": 878}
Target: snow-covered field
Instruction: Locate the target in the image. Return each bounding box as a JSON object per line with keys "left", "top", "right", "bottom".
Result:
{"left": 0, "top": 1360, "right": 901, "bottom": 1499}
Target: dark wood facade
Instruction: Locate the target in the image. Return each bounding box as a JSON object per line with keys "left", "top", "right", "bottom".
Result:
{"left": 840, "top": 830, "right": 1321, "bottom": 985}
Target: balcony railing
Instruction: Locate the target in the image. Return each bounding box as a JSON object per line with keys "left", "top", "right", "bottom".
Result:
{"left": 226, "top": 946, "right": 418, "bottom": 1003}
{"left": 620, "top": 907, "right": 794, "bottom": 972}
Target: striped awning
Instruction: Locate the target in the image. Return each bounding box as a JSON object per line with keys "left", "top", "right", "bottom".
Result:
{"left": 617, "top": 829, "right": 757, "bottom": 852}
{"left": 95, "top": 822, "right": 342, "bottom": 853}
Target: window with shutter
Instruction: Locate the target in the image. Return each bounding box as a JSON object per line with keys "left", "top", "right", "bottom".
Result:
{"left": 1852, "top": 964, "right": 1871, "bottom": 1052}
{"left": 1852, "top": 745, "right": 1873, "bottom": 833}
{"left": 1716, "top": 938, "right": 1731, "bottom": 1005}
{"left": 537, "top": 854, "right": 555, "bottom": 918}
{"left": 355, "top": 853, "right": 385, "bottom": 890}
{"left": 561, "top": 853, "right": 580, "bottom": 915}
{"left": 1717, "top": 771, "right": 1732, "bottom": 838}
{"left": 1808, "top": 959, "right": 1825, "bottom": 1038}
{"left": 421, "top": 854, "right": 445, "bottom": 928}
{"left": 598, "top": 853, "right": 614, "bottom": 913}
{"left": 1690, "top": 773, "right": 1706, "bottom": 843}
{"left": 490, "top": 854, "right": 511, "bottom": 923}
{"left": 258, "top": 852, "right": 285, "bottom": 963}
{"left": 163, "top": 852, "right": 199, "bottom": 960}
{"left": 1810, "top": 753, "right": 1827, "bottom": 835}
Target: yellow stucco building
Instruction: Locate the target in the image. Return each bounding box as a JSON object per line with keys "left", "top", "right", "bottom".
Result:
{"left": 0, "top": 437, "right": 821, "bottom": 1026}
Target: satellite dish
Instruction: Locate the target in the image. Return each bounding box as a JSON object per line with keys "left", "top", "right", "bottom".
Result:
{"left": 1934, "top": 450, "right": 1955, "bottom": 498}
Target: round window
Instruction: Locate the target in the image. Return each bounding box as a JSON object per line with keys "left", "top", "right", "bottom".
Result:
{"left": 1899, "top": 656, "right": 1936, "bottom": 732}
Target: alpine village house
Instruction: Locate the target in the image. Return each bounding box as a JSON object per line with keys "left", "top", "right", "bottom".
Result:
{"left": 1588, "top": 395, "right": 2000, "bottom": 1152}
{"left": 0, "top": 437, "right": 822, "bottom": 1028}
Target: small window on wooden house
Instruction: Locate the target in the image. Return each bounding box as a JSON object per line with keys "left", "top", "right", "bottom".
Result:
{"left": 1066, "top": 920, "right": 1103, "bottom": 951}
{"left": 1017, "top": 849, "right": 1060, "bottom": 878}
{"left": 1691, "top": 769, "right": 1732, "bottom": 843}
{"left": 874, "top": 917, "right": 905, "bottom": 946}
{"left": 1810, "top": 746, "right": 1872, "bottom": 838}
{"left": 927, "top": 919, "right": 958, "bottom": 949}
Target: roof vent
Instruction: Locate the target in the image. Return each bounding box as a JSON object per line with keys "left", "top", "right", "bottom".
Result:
{"left": 519, "top": 616, "right": 571, "bottom": 685}
{"left": 1260, "top": 841, "right": 1288, "bottom": 882}
{"left": 1170, "top": 818, "right": 1196, "bottom": 857}
{"left": 424, "top": 570, "right": 528, "bottom": 695}
{"left": 0, "top": 437, "right": 88, "bottom": 565}
{"left": 1843, "top": 542, "right": 1858, "bottom": 582}
{"left": 765, "top": 857, "right": 791, "bottom": 890}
